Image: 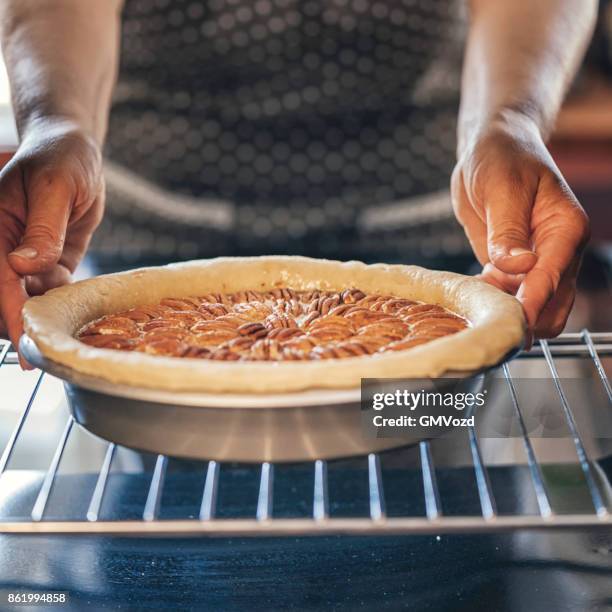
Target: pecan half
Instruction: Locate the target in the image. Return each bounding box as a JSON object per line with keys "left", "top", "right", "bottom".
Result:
{"left": 121, "top": 307, "right": 156, "bottom": 323}
{"left": 81, "top": 317, "right": 137, "bottom": 336}
{"left": 140, "top": 338, "right": 188, "bottom": 356}
{"left": 198, "top": 303, "right": 230, "bottom": 317}
{"left": 319, "top": 295, "right": 341, "bottom": 315}
{"left": 301, "top": 311, "right": 321, "bottom": 327}
{"left": 410, "top": 317, "right": 467, "bottom": 334}
{"left": 183, "top": 346, "right": 212, "bottom": 358}
{"left": 327, "top": 304, "right": 353, "bottom": 316}
{"left": 358, "top": 321, "right": 409, "bottom": 340}
{"left": 341, "top": 288, "right": 366, "bottom": 304}
{"left": 307, "top": 327, "right": 353, "bottom": 343}
{"left": 264, "top": 313, "right": 298, "bottom": 330}
{"left": 308, "top": 315, "right": 354, "bottom": 331}
{"left": 209, "top": 348, "right": 241, "bottom": 361}
{"left": 238, "top": 322, "right": 269, "bottom": 338}
{"left": 160, "top": 297, "right": 201, "bottom": 310}
{"left": 233, "top": 302, "right": 273, "bottom": 321}
{"left": 191, "top": 320, "right": 237, "bottom": 333}
{"left": 283, "top": 336, "right": 316, "bottom": 354}
{"left": 143, "top": 329, "right": 189, "bottom": 342}
{"left": 79, "top": 334, "right": 135, "bottom": 349}
{"left": 396, "top": 304, "right": 445, "bottom": 319}
{"left": 380, "top": 298, "right": 416, "bottom": 314}
{"left": 142, "top": 319, "right": 187, "bottom": 332}
{"left": 215, "top": 314, "right": 251, "bottom": 328}
{"left": 345, "top": 310, "right": 395, "bottom": 326}
{"left": 163, "top": 311, "right": 203, "bottom": 326}
{"left": 188, "top": 329, "right": 237, "bottom": 346}
{"left": 277, "top": 299, "right": 303, "bottom": 317}
{"left": 224, "top": 336, "right": 257, "bottom": 354}
{"left": 266, "top": 327, "right": 303, "bottom": 341}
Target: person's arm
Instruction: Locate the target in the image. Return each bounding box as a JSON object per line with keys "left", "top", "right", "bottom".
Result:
{"left": 1, "top": 0, "right": 122, "bottom": 142}
{"left": 453, "top": 0, "right": 597, "bottom": 340}
{"left": 0, "top": 0, "right": 122, "bottom": 361}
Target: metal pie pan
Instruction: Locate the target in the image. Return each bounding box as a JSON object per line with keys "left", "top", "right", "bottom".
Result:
{"left": 20, "top": 335, "right": 509, "bottom": 463}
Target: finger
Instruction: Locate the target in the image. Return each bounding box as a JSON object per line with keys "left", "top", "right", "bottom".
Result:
{"left": 478, "top": 262, "right": 524, "bottom": 294}
{"left": 0, "top": 241, "right": 32, "bottom": 369}
{"left": 484, "top": 168, "right": 538, "bottom": 275}
{"left": 532, "top": 262, "right": 579, "bottom": 339}
{"left": 60, "top": 197, "right": 103, "bottom": 272}
{"left": 25, "top": 264, "right": 73, "bottom": 296}
{"left": 8, "top": 170, "right": 72, "bottom": 276}
{"left": 451, "top": 167, "right": 489, "bottom": 265}
{"left": 517, "top": 201, "right": 588, "bottom": 330}
{"left": 516, "top": 245, "right": 580, "bottom": 335}
{"left": 478, "top": 263, "right": 532, "bottom": 347}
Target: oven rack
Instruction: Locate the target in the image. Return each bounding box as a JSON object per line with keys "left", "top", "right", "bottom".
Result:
{"left": 0, "top": 331, "right": 610, "bottom": 536}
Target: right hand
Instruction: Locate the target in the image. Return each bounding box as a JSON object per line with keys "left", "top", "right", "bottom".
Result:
{"left": 0, "top": 117, "right": 104, "bottom": 360}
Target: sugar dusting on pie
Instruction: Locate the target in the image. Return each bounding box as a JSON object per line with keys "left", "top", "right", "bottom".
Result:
{"left": 77, "top": 288, "right": 468, "bottom": 361}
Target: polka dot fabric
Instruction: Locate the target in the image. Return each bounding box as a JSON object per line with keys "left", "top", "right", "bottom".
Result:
{"left": 96, "top": 0, "right": 469, "bottom": 262}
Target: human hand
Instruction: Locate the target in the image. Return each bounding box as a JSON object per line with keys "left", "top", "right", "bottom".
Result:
{"left": 451, "top": 112, "right": 589, "bottom": 343}
{"left": 0, "top": 117, "right": 104, "bottom": 361}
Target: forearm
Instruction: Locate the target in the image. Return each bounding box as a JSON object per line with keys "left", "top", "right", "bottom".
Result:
{"left": 458, "top": 0, "right": 597, "bottom": 154}
{"left": 0, "top": 0, "right": 123, "bottom": 144}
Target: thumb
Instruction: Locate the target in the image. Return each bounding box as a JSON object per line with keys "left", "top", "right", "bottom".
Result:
{"left": 8, "top": 173, "right": 72, "bottom": 275}
{"left": 485, "top": 182, "right": 538, "bottom": 275}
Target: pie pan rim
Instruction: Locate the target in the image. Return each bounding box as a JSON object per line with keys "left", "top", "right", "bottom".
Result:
{"left": 22, "top": 256, "right": 526, "bottom": 394}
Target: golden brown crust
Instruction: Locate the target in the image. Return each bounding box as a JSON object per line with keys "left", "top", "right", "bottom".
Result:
{"left": 22, "top": 256, "right": 526, "bottom": 393}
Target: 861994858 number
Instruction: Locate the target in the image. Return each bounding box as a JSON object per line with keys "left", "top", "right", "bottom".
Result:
{"left": 6, "top": 592, "right": 68, "bottom": 605}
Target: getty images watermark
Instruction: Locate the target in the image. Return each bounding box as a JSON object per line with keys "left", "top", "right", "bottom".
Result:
{"left": 361, "top": 378, "right": 486, "bottom": 438}
{"left": 360, "top": 376, "right": 612, "bottom": 439}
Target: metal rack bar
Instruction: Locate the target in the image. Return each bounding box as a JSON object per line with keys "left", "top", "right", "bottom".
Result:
{"left": 0, "top": 371, "right": 45, "bottom": 475}
{"left": 582, "top": 329, "right": 612, "bottom": 402}
{"left": 313, "top": 460, "right": 329, "bottom": 521}
{"left": 519, "top": 333, "right": 612, "bottom": 358}
{"left": 143, "top": 455, "right": 167, "bottom": 521}
{"left": 0, "top": 341, "right": 10, "bottom": 366}
{"left": 419, "top": 441, "right": 441, "bottom": 520}
{"left": 199, "top": 461, "right": 220, "bottom": 521}
{"left": 521, "top": 345, "right": 612, "bottom": 358}
{"left": 547, "top": 332, "right": 612, "bottom": 343}
{"left": 367, "top": 453, "right": 386, "bottom": 520}
{"left": 502, "top": 364, "right": 553, "bottom": 519}
{"left": 256, "top": 462, "right": 274, "bottom": 521}
{"left": 86, "top": 443, "right": 116, "bottom": 522}
{"left": 31, "top": 416, "right": 74, "bottom": 522}
{"left": 467, "top": 427, "right": 497, "bottom": 520}
{"left": 540, "top": 340, "right": 609, "bottom": 519}
{"left": 0, "top": 514, "right": 608, "bottom": 536}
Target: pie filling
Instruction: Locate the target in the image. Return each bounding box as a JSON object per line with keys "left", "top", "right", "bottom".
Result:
{"left": 76, "top": 289, "right": 469, "bottom": 361}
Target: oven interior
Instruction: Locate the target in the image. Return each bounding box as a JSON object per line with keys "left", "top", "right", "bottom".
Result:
{"left": 0, "top": 333, "right": 610, "bottom": 536}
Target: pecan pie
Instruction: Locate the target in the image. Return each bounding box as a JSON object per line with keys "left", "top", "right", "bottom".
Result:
{"left": 76, "top": 289, "right": 469, "bottom": 361}
{"left": 22, "top": 256, "right": 525, "bottom": 393}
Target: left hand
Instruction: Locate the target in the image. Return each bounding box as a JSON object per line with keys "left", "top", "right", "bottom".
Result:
{"left": 451, "top": 112, "right": 590, "bottom": 341}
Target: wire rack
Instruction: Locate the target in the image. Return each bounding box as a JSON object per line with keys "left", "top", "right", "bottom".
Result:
{"left": 0, "top": 331, "right": 610, "bottom": 537}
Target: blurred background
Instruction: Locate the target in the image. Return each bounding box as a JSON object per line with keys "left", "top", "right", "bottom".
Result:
{"left": 0, "top": 1, "right": 610, "bottom": 267}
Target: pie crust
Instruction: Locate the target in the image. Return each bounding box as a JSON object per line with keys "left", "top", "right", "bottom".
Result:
{"left": 22, "top": 256, "right": 526, "bottom": 393}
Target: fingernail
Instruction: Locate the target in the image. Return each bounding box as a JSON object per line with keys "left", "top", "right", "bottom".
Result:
{"left": 11, "top": 247, "right": 38, "bottom": 259}
{"left": 509, "top": 247, "right": 535, "bottom": 257}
